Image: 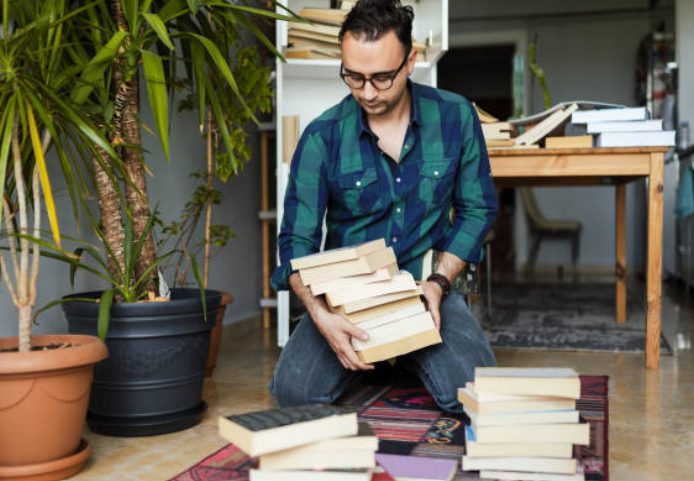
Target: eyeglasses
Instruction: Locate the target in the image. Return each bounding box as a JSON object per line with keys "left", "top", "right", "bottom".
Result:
{"left": 339, "top": 53, "right": 410, "bottom": 91}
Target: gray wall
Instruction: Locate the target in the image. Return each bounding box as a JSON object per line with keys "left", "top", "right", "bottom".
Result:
{"left": 0, "top": 89, "right": 263, "bottom": 339}
{"left": 451, "top": 0, "right": 674, "bottom": 271}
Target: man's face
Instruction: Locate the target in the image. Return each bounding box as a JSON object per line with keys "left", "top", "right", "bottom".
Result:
{"left": 341, "top": 30, "right": 416, "bottom": 116}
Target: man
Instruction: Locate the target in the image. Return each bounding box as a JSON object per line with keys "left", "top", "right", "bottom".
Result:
{"left": 269, "top": 0, "right": 497, "bottom": 413}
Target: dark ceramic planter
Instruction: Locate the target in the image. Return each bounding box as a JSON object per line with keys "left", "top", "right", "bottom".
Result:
{"left": 63, "top": 288, "right": 221, "bottom": 437}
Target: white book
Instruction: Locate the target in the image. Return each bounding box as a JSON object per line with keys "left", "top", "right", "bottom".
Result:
{"left": 354, "top": 303, "right": 426, "bottom": 330}
{"left": 463, "top": 456, "right": 577, "bottom": 475}
{"left": 465, "top": 428, "right": 573, "bottom": 458}
{"left": 250, "top": 469, "right": 372, "bottom": 481}
{"left": 459, "top": 384, "right": 577, "bottom": 414}
{"left": 571, "top": 106, "right": 647, "bottom": 123}
{"left": 469, "top": 423, "right": 590, "bottom": 445}
{"left": 474, "top": 368, "right": 580, "bottom": 399}
{"left": 479, "top": 470, "right": 585, "bottom": 481}
{"left": 310, "top": 264, "right": 398, "bottom": 296}
{"left": 326, "top": 271, "right": 417, "bottom": 307}
{"left": 466, "top": 408, "right": 579, "bottom": 427}
{"left": 586, "top": 119, "right": 662, "bottom": 133}
{"left": 352, "top": 311, "right": 436, "bottom": 350}
{"left": 596, "top": 130, "right": 675, "bottom": 147}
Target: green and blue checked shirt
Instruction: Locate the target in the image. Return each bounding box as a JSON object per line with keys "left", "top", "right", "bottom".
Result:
{"left": 272, "top": 81, "right": 498, "bottom": 290}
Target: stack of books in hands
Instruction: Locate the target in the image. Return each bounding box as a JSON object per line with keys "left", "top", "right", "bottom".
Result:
{"left": 460, "top": 368, "right": 589, "bottom": 481}
{"left": 291, "top": 239, "right": 441, "bottom": 363}
{"left": 218, "top": 404, "right": 378, "bottom": 480}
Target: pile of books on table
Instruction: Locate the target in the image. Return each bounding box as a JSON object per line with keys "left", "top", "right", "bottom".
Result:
{"left": 291, "top": 239, "right": 441, "bottom": 363}
{"left": 219, "top": 404, "right": 378, "bottom": 480}
{"left": 571, "top": 106, "right": 675, "bottom": 147}
{"left": 460, "top": 367, "right": 590, "bottom": 481}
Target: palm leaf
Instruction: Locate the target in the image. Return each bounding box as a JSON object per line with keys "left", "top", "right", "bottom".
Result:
{"left": 141, "top": 50, "right": 171, "bottom": 160}
{"left": 97, "top": 289, "right": 114, "bottom": 341}
{"left": 143, "top": 13, "right": 175, "bottom": 50}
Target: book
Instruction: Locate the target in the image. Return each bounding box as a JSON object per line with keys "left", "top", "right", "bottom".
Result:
{"left": 375, "top": 453, "right": 458, "bottom": 481}
{"left": 462, "top": 456, "right": 577, "bottom": 475}
{"left": 311, "top": 264, "right": 398, "bottom": 296}
{"left": 331, "top": 286, "right": 423, "bottom": 315}
{"left": 339, "top": 295, "right": 424, "bottom": 324}
{"left": 544, "top": 135, "right": 593, "bottom": 148}
{"left": 473, "top": 368, "right": 581, "bottom": 399}
{"left": 352, "top": 311, "right": 436, "bottom": 350}
{"left": 585, "top": 119, "right": 663, "bottom": 133}
{"left": 485, "top": 139, "right": 515, "bottom": 147}
{"left": 355, "top": 326, "right": 442, "bottom": 364}
{"left": 479, "top": 470, "right": 585, "bottom": 481}
{"left": 291, "top": 239, "right": 387, "bottom": 270}
{"left": 218, "top": 404, "right": 358, "bottom": 457}
{"left": 595, "top": 130, "right": 675, "bottom": 147}
{"left": 571, "top": 106, "right": 647, "bottom": 123}
{"left": 299, "top": 247, "right": 397, "bottom": 286}
{"left": 285, "top": 47, "right": 341, "bottom": 59}
{"left": 474, "top": 103, "right": 500, "bottom": 123}
{"left": 282, "top": 116, "right": 300, "bottom": 164}
{"left": 352, "top": 302, "right": 426, "bottom": 330}
{"left": 514, "top": 104, "right": 579, "bottom": 146}
{"left": 326, "top": 271, "right": 418, "bottom": 307}
{"left": 465, "top": 428, "right": 573, "bottom": 458}
{"left": 466, "top": 423, "right": 589, "bottom": 445}
{"left": 250, "top": 468, "right": 372, "bottom": 481}
{"left": 288, "top": 28, "right": 340, "bottom": 45}
{"left": 458, "top": 385, "right": 576, "bottom": 414}
{"left": 299, "top": 7, "right": 349, "bottom": 26}
{"left": 465, "top": 408, "right": 579, "bottom": 427}
{"left": 508, "top": 101, "right": 624, "bottom": 126}
{"left": 259, "top": 422, "right": 377, "bottom": 471}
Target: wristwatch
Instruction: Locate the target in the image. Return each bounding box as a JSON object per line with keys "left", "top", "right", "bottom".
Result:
{"left": 426, "top": 273, "right": 451, "bottom": 298}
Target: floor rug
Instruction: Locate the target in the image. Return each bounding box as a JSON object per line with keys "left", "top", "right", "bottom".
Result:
{"left": 476, "top": 282, "right": 672, "bottom": 354}
{"left": 168, "top": 375, "right": 608, "bottom": 481}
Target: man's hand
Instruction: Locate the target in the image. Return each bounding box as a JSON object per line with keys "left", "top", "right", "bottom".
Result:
{"left": 313, "top": 309, "right": 375, "bottom": 371}
{"left": 419, "top": 280, "right": 444, "bottom": 330}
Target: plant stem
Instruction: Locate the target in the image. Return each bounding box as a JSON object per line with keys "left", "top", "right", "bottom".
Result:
{"left": 203, "top": 110, "right": 214, "bottom": 289}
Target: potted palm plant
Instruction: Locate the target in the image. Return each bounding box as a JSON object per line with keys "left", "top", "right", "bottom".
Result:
{"left": 0, "top": 2, "right": 110, "bottom": 479}
{"left": 42, "top": 0, "right": 291, "bottom": 436}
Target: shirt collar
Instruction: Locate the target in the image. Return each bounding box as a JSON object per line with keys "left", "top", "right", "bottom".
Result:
{"left": 356, "top": 80, "right": 421, "bottom": 138}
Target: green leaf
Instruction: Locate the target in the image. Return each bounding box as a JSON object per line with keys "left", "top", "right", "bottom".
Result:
{"left": 124, "top": 214, "right": 134, "bottom": 285}
{"left": 142, "top": 13, "right": 174, "bottom": 51}
{"left": 72, "top": 30, "right": 129, "bottom": 105}
{"left": 189, "top": 252, "right": 207, "bottom": 321}
{"left": 205, "top": 1, "right": 300, "bottom": 22}
{"left": 187, "top": 0, "right": 202, "bottom": 14}
{"left": 122, "top": 0, "right": 140, "bottom": 31}
{"left": 141, "top": 0, "right": 155, "bottom": 13}
{"left": 0, "top": 97, "right": 15, "bottom": 229}
{"left": 235, "top": 12, "right": 285, "bottom": 62}
{"left": 190, "top": 41, "right": 206, "bottom": 132}
{"left": 141, "top": 50, "right": 170, "bottom": 160}
{"left": 159, "top": 0, "right": 187, "bottom": 22}
{"left": 70, "top": 248, "right": 85, "bottom": 289}
{"left": 97, "top": 289, "right": 114, "bottom": 341}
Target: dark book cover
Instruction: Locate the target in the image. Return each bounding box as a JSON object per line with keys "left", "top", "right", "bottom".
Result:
{"left": 227, "top": 404, "right": 357, "bottom": 432}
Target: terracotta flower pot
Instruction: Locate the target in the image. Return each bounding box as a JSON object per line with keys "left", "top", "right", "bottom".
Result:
{"left": 205, "top": 292, "right": 233, "bottom": 377}
{"left": 0, "top": 334, "right": 107, "bottom": 478}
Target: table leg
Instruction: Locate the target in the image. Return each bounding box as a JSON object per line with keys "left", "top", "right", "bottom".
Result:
{"left": 616, "top": 183, "right": 627, "bottom": 323}
{"left": 646, "top": 153, "right": 664, "bottom": 369}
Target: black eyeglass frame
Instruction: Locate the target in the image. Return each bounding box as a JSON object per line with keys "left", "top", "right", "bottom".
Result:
{"left": 339, "top": 52, "right": 411, "bottom": 91}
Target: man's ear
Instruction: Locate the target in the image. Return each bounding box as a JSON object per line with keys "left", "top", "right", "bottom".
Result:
{"left": 406, "top": 48, "right": 417, "bottom": 73}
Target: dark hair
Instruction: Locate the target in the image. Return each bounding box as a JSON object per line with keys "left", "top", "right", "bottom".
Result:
{"left": 339, "top": 0, "right": 414, "bottom": 53}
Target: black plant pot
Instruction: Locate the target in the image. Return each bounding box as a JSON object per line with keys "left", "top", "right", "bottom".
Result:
{"left": 63, "top": 288, "right": 221, "bottom": 437}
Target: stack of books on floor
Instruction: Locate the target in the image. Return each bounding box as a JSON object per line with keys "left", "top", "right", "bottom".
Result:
{"left": 291, "top": 239, "right": 441, "bottom": 363}
{"left": 571, "top": 106, "right": 675, "bottom": 147}
{"left": 286, "top": 3, "right": 427, "bottom": 60}
{"left": 460, "top": 367, "right": 590, "bottom": 481}
{"left": 218, "top": 404, "right": 378, "bottom": 480}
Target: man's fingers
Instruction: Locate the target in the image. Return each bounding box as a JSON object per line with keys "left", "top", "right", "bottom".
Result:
{"left": 430, "top": 305, "right": 441, "bottom": 330}
{"left": 346, "top": 323, "right": 369, "bottom": 342}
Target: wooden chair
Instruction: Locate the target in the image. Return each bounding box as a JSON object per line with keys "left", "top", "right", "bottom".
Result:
{"left": 520, "top": 188, "right": 582, "bottom": 279}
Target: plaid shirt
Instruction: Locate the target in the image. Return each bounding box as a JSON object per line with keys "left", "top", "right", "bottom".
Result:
{"left": 272, "top": 81, "right": 498, "bottom": 290}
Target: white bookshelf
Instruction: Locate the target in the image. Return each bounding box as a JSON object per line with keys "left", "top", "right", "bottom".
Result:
{"left": 275, "top": 0, "right": 449, "bottom": 347}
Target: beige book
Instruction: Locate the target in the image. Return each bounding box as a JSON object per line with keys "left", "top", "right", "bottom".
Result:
{"left": 471, "top": 423, "right": 590, "bottom": 445}
{"left": 290, "top": 22, "right": 341, "bottom": 37}
{"left": 287, "top": 29, "right": 340, "bottom": 45}
{"left": 458, "top": 385, "right": 576, "bottom": 414}
{"left": 353, "top": 302, "right": 426, "bottom": 331}
{"left": 282, "top": 116, "right": 300, "bottom": 164}
{"left": 331, "top": 286, "right": 423, "bottom": 314}
{"left": 356, "top": 327, "right": 442, "bottom": 364}
{"left": 465, "top": 437, "right": 573, "bottom": 458}
{"left": 474, "top": 368, "right": 581, "bottom": 399}
{"left": 466, "top": 408, "right": 579, "bottom": 427}
{"left": 285, "top": 47, "right": 340, "bottom": 60}
{"left": 339, "top": 295, "right": 424, "bottom": 323}
{"left": 545, "top": 135, "right": 594, "bottom": 148}
{"left": 299, "top": 8, "right": 349, "bottom": 26}
{"left": 479, "top": 470, "right": 585, "bottom": 481}
{"left": 488, "top": 144, "right": 540, "bottom": 150}
{"left": 311, "top": 263, "right": 398, "bottom": 296}
{"left": 340, "top": 1, "right": 357, "bottom": 10}
{"left": 299, "top": 247, "right": 396, "bottom": 286}
{"left": 287, "top": 36, "right": 341, "bottom": 53}
{"left": 474, "top": 102, "right": 500, "bottom": 123}
{"left": 326, "top": 271, "right": 417, "bottom": 307}
{"left": 514, "top": 104, "right": 579, "bottom": 146}
{"left": 291, "top": 239, "right": 386, "bottom": 270}
{"left": 462, "top": 456, "right": 577, "bottom": 475}
{"left": 352, "top": 311, "right": 436, "bottom": 350}
{"left": 485, "top": 139, "right": 515, "bottom": 147}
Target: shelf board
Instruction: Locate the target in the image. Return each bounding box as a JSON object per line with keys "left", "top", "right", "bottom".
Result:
{"left": 281, "top": 58, "right": 435, "bottom": 79}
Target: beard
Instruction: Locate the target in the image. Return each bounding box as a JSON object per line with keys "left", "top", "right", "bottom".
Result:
{"left": 355, "top": 81, "right": 408, "bottom": 117}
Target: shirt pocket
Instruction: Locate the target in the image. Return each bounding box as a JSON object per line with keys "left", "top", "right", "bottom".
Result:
{"left": 335, "top": 167, "right": 383, "bottom": 215}
{"left": 417, "top": 159, "right": 457, "bottom": 204}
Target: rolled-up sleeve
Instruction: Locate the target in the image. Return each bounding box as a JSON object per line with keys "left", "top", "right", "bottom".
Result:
{"left": 271, "top": 127, "right": 329, "bottom": 290}
{"left": 437, "top": 103, "right": 498, "bottom": 263}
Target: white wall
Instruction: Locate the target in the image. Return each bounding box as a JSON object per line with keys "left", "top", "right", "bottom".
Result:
{"left": 451, "top": 0, "right": 674, "bottom": 271}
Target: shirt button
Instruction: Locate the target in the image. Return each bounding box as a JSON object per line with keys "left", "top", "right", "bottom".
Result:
{"left": 392, "top": 236, "right": 398, "bottom": 243}
{"left": 395, "top": 177, "right": 401, "bottom": 183}
{"left": 396, "top": 207, "right": 401, "bottom": 213}
{"left": 434, "top": 171, "right": 439, "bottom": 176}
{"left": 355, "top": 180, "right": 362, "bottom": 187}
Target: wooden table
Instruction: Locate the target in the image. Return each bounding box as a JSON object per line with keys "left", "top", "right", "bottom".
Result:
{"left": 489, "top": 147, "right": 668, "bottom": 369}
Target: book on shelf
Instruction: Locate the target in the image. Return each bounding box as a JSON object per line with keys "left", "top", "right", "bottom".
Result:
{"left": 310, "top": 264, "right": 398, "bottom": 296}
{"left": 291, "top": 239, "right": 386, "bottom": 270}
{"left": 299, "top": 246, "right": 397, "bottom": 286}
{"left": 259, "top": 422, "right": 377, "bottom": 471}
{"left": 282, "top": 116, "right": 300, "bottom": 164}
{"left": 288, "top": 28, "right": 340, "bottom": 45}
{"left": 285, "top": 46, "right": 341, "bottom": 60}
{"left": 462, "top": 455, "right": 577, "bottom": 475}
{"left": 571, "top": 106, "right": 647, "bottom": 124}
{"left": 338, "top": 295, "right": 424, "bottom": 324}
{"left": 479, "top": 469, "right": 585, "bottom": 481}
{"left": 595, "top": 130, "right": 675, "bottom": 147}
{"left": 326, "top": 271, "right": 417, "bottom": 307}
{"left": 544, "top": 135, "right": 594, "bottom": 149}
{"left": 458, "top": 384, "right": 576, "bottom": 414}
{"left": 249, "top": 468, "right": 372, "bottom": 481}
{"left": 330, "top": 286, "right": 423, "bottom": 315}
{"left": 466, "top": 422, "right": 590, "bottom": 445}
{"left": 375, "top": 453, "right": 458, "bottom": 481}
{"left": 586, "top": 119, "right": 663, "bottom": 133}
{"left": 290, "top": 22, "right": 341, "bottom": 39}
{"left": 464, "top": 428, "right": 573, "bottom": 458}
{"left": 473, "top": 367, "right": 581, "bottom": 399}
{"left": 217, "top": 404, "right": 358, "bottom": 457}
{"left": 299, "top": 7, "right": 349, "bottom": 26}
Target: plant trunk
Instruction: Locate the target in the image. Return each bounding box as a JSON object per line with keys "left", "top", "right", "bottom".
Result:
{"left": 112, "top": 0, "right": 157, "bottom": 295}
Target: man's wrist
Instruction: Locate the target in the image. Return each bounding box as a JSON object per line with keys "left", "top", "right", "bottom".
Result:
{"left": 426, "top": 273, "right": 451, "bottom": 298}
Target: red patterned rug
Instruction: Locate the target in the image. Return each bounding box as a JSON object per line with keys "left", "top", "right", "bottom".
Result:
{"left": 169, "top": 375, "right": 608, "bottom": 481}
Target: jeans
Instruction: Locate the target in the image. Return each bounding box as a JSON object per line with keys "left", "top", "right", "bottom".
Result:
{"left": 268, "top": 292, "right": 496, "bottom": 413}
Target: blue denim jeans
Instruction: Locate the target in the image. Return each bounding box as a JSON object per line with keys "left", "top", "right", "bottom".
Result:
{"left": 268, "top": 292, "right": 496, "bottom": 413}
